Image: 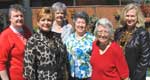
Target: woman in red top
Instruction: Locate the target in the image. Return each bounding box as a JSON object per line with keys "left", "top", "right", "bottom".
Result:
{"left": 90, "top": 18, "right": 129, "bottom": 80}
{"left": 0, "top": 4, "right": 31, "bottom": 80}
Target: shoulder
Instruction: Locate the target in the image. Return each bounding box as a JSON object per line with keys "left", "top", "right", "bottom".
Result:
{"left": 65, "top": 33, "right": 75, "bottom": 44}
{"left": 92, "top": 40, "right": 97, "bottom": 45}
{"left": 133, "top": 27, "right": 149, "bottom": 40}
{"left": 27, "top": 32, "right": 40, "bottom": 43}
{"left": 135, "top": 27, "right": 147, "bottom": 34}
{"left": 0, "top": 27, "right": 11, "bottom": 35}
{"left": 0, "top": 27, "right": 12, "bottom": 43}
{"left": 115, "top": 26, "right": 126, "bottom": 33}
{"left": 0, "top": 27, "right": 13, "bottom": 39}
{"left": 110, "top": 42, "right": 125, "bottom": 57}
{"left": 110, "top": 41, "right": 122, "bottom": 51}
{"left": 86, "top": 32, "right": 95, "bottom": 38}
{"left": 63, "top": 24, "right": 73, "bottom": 32}
{"left": 65, "top": 24, "right": 72, "bottom": 27}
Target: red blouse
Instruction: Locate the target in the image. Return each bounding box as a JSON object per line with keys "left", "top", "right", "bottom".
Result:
{"left": 90, "top": 41, "right": 129, "bottom": 80}
{"left": 0, "top": 26, "right": 31, "bottom": 80}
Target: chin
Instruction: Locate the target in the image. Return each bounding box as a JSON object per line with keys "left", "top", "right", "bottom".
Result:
{"left": 127, "top": 24, "right": 135, "bottom": 27}
{"left": 16, "top": 24, "right": 23, "bottom": 27}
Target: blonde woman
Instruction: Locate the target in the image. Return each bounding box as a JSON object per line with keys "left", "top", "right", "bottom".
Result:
{"left": 114, "top": 3, "right": 150, "bottom": 80}
{"left": 24, "top": 7, "right": 67, "bottom": 80}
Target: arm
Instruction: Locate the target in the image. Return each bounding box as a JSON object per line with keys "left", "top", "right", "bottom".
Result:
{"left": 133, "top": 29, "right": 150, "bottom": 80}
{"left": 114, "top": 43, "right": 129, "bottom": 80}
{"left": 0, "top": 31, "right": 13, "bottom": 80}
{"left": 24, "top": 36, "right": 37, "bottom": 80}
{"left": 122, "top": 78, "right": 129, "bottom": 80}
{"left": 0, "top": 70, "right": 9, "bottom": 80}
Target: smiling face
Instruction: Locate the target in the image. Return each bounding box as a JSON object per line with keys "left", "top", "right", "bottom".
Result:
{"left": 54, "top": 10, "right": 65, "bottom": 23}
{"left": 97, "top": 25, "right": 110, "bottom": 45}
{"left": 75, "top": 18, "right": 87, "bottom": 36}
{"left": 125, "top": 9, "right": 137, "bottom": 29}
{"left": 9, "top": 10, "right": 24, "bottom": 28}
{"left": 38, "top": 16, "right": 53, "bottom": 32}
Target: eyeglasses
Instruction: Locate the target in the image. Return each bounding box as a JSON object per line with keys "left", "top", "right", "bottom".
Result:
{"left": 97, "top": 30, "right": 109, "bottom": 34}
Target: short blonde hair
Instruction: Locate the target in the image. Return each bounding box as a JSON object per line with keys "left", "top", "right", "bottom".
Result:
{"left": 120, "top": 3, "right": 145, "bottom": 27}
{"left": 37, "top": 7, "right": 53, "bottom": 22}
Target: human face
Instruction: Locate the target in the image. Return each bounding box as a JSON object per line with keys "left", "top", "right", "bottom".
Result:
{"left": 125, "top": 9, "right": 137, "bottom": 28}
{"left": 97, "top": 25, "right": 110, "bottom": 45}
{"left": 54, "top": 10, "right": 65, "bottom": 23}
{"left": 9, "top": 10, "right": 24, "bottom": 28}
{"left": 75, "top": 18, "right": 87, "bottom": 36}
{"left": 38, "top": 17, "right": 53, "bottom": 32}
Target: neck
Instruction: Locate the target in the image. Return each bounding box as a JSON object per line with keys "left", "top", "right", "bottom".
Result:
{"left": 98, "top": 41, "right": 110, "bottom": 51}
{"left": 127, "top": 26, "right": 135, "bottom": 33}
{"left": 10, "top": 24, "right": 23, "bottom": 32}
{"left": 75, "top": 32, "right": 85, "bottom": 37}
{"left": 75, "top": 32, "right": 85, "bottom": 40}
{"left": 54, "top": 20, "right": 63, "bottom": 26}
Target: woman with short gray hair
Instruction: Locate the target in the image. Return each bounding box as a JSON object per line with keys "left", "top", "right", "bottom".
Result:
{"left": 90, "top": 18, "right": 129, "bottom": 80}
{"left": 94, "top": 18, "right": 114, "bottom": 40}
{"left": 51, "top": 2, "right": 73, "bottom": 43}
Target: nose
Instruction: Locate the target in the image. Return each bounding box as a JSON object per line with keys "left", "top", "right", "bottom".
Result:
{"left": 101, "top": 32, "right": 105, "bottom": 36}
{"left": 18, "top": 16, "right": 23, "bottom": 20}
{"left": 78, "top": 23, "right": 83, "bottom": 26}
{"left": 127, "top": 16, "right": 132, "bottom": 20}
{"left": 44, "top": 21, "right": 50, "bottom": 25}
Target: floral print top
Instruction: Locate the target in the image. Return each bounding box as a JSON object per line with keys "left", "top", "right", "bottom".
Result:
{"left": 65, "top": 32, "right": 95, "bottom": 79}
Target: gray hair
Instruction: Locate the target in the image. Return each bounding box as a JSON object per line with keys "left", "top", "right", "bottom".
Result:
{"left": 52, "top": 2, "right": 67, "bottom": 16}
{"left": 8, "top": 4, "right": 25, "bottom": 18}
{"left": 94, "top": 18, "right": 114, "bottom": 38}
{"left": 73, "top": 11, "right": 89, "bottom": 25}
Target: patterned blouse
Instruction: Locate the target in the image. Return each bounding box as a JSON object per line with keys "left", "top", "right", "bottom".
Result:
{"left": 24, "top": 30, "right": 67, "bottom": 80}
{"left": 65, "top": 32, "right": 95, "bottom": 79}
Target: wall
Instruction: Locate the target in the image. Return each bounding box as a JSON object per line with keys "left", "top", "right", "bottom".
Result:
{"left": 32, "top": 5, "right": 123, "bottom": 29}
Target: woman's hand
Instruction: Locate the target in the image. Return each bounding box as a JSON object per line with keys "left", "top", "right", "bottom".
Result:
{"left": 0, "top": 70, "right": 9, "bottom": 80}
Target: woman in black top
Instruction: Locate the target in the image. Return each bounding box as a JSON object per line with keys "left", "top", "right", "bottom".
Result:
{"left": 24, "top": 7, "right": 67, "bottom": 80}
{"left": 114, "top": 3, "right": 150, "bottom": 80}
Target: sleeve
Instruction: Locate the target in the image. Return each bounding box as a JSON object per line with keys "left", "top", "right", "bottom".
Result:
{"left": 114, "top": 43, "right": 129, "bottom": 79}
{"left": 23, "top": 36, "right": 37, "bottom": 80}
{"left": 61, "top": 24, "right": 73, "bottom": 44}
{"left": 0, "top": 33, "right": 12, "bottom": 71}
{"left": 133, "top": 30, "right": 150, "bottom": 80}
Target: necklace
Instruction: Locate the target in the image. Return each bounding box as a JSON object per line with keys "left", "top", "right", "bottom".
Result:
{"left": 118, "top": 31, "right": 133, "bottom": 51}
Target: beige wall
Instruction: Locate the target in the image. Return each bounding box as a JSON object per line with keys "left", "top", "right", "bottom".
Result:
{"left": 32, "top": 5, "right": 123, "bottom": 29}
{"left": 32, "top": 5, "right": 150, "bottom": 28}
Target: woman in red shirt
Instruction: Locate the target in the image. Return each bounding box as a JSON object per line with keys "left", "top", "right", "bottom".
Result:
{"left": 0, "top": 4, "right": 31, "bottom": 80}
{"left": 90, "top": 18, "right": 129, "bottom": 80}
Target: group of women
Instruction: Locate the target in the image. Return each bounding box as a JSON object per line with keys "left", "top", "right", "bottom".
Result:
{"left": 0, "top": 1, "right": 149, "bottom": 80}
